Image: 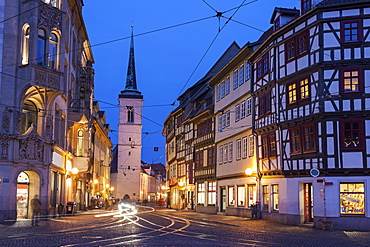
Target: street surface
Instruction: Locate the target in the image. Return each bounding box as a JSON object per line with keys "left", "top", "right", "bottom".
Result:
{"left": 0, "top": 206, "right": 369, "bottom": 246}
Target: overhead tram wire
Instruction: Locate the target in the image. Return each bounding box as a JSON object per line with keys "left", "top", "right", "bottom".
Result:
{"left": 0, "top": 5, "right": 39, "bottom": 24}
{"left": 222, "top": 0, "right": 259, "bottom": 14}
{"left": 173, "top": 0, "right": 252, "bottom": 103}
{"left": 226, "top": 18, "right": 265, "bottom": 33}
{"left": 0, "top": 15, "right": 215, "bottom": 70}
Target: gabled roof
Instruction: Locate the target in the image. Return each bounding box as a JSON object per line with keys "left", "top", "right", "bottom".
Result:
{"left": 270, "top": 7, "right": 300, "bottom": 24}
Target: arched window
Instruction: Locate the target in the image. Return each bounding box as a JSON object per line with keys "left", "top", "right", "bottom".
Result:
{"left": 48, "top": 33, "right": 58, "bottom": 69}
{"left": 22, "top": 100, "right": 38, "bottom": 134}
{"left": 37, "top": 29, "right": 47, "bottom": 66}
{"left": 127, "top": 106, "right": 134, "bottom": 123}
{"left": 77, "top": 129, "right": 84, "bottom": 156}
{"left": 21, "top": 25, "right": 30, "bottom": 65}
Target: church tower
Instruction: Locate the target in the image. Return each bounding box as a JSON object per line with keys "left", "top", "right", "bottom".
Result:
{"left": 112, "top": 27, "right": 144, "bottom": 201}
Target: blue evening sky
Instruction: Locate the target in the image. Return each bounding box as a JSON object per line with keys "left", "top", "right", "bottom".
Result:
{"left": 83, "top": 0, "right": 300, "bottom": 164}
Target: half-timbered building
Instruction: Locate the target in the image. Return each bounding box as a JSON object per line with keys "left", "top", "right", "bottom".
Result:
{"left": 252, "top": 0, "right": 370, "bottom": 230}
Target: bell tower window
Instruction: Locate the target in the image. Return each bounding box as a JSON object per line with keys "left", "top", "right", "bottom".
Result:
{"left": 127, "top": 106, "right": 134, "bottom": 123}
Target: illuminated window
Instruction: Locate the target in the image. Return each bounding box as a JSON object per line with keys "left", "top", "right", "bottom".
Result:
{"left": 248, "top": 185, "right": 256, "bottom": 207}
{"left": 207, "top": 181, "right": 216, "bottom": 205}
{"left": 287, "top": 82, "right": 297, "bottom": 104}
{"left": 77, "top": 129, "right": 84, "bottom": 156}
{"left": 341, "top": 68, "right": 362, "bottom": 94}
{"left": 41, "top": 0, "right": 60, "bottom": 8}
{"left": 22, "top": 100, "right": 38, "bottom": 134}
{"left": 197, "top": 183, "right": 205, "bottom": 204}
{"left": 262, "top": 185, "right": 269, "bottom": 211}
{"left": 340, "top": 183, "right": 364, "bottom": 215}
{"left": 249, "top": 135, "right": 254, "bottom": 156}
{"left": 286, "top": 77, "right": 310, "bottom": 106}
{"left": 237, "top": 186, "right": 245, "bottom": 207}
{"left": 22, "top": 25, "right": 30, "bottom": 65}
{"left": 272, "top": 185, "right": 279, "bottom": 211}
{"left": 228, "top": 186, "right": 235, "bottom": 206}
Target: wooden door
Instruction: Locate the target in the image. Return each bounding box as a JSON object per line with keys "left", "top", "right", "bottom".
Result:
{"left": 303, "top": 183, "right": 313, "bottom": 222}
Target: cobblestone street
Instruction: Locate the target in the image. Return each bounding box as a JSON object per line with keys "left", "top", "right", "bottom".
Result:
{"left": 0, "top": 209, "right": 369, "bottom": 246}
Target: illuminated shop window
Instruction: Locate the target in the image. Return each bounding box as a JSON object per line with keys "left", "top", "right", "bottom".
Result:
{"left": 340, "top": 183, "right": 364, "bottom": 215}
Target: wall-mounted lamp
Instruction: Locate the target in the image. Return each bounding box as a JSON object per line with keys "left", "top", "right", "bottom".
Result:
{"left": 72, "top": 167, "right": 79, "bottom": 175}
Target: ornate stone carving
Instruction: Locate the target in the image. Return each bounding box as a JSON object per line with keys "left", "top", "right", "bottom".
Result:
{"left": 35, "top": 70, "right": 47, "bottom": 84}
{"left": 15, "top": 111, "right": 22, "bottom": 134}
{"left": 48, "top": 74, "right": 58, "bottom": 88}
{"left": 2, "top": 108, "right": 11, "bottom": 133}
{"left": 45, "top": 116, "right": 53, "bottom": 140}
{"left": 35, "top": 69, "right": 59, "bottom": 89}
{"left": 19, "top": 125, "right": 44, "bottom": 161}
{"left": 38, "top": 6, "right": 61, "bottom": 30}
{"left": 0, "top": 133, "right": 9, "bottom": 160}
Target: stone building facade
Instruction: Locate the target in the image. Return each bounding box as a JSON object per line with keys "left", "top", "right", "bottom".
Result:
{"left": 0, "top": 0, "right": 111, "bottom": 221}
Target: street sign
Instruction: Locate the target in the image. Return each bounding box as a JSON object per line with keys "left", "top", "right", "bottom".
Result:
{"left": 310, "top": 168, "right": 320, "bottom": 177}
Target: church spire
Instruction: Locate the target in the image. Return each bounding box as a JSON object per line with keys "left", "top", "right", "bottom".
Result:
{"left": 119, "top": 25, "right": 142, "bottom": 99}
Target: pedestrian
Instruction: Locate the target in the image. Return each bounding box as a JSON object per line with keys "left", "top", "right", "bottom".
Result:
{"left": 31, "top": 194, "right": 41, "bottom": 226}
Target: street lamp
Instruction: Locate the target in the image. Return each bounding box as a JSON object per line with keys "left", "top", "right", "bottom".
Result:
{"left": 72, "top": 167, "right": 79, "bottom": 175}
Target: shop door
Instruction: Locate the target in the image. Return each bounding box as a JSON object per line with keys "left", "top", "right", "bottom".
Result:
{"left": 220, "top": 188, "right": 226, "bottom": 212}
{"left": 17, "top": 172, "right": 30, "bottom": 218}
{"left": 303, "top": 183, "right": 313, "bottom": 223}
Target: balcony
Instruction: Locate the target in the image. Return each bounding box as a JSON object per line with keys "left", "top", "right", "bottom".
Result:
{"left": 194, "top": 132, "right": 214, "bottom": 146}
{"left": 73, "top": 156, "right": 90, "bottom": 172}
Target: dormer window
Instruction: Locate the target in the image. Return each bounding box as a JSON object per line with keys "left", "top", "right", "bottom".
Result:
{"left": 274, "top": 17, "right": 280, "bottom": 31}
{"left": 301, "top": 0, "right": 312, "bottom": 14}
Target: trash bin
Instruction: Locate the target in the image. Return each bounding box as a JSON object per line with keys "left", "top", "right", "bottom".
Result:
{"left": 66, "top": 202, "right": 76, "bottom": 215}
{"left": 251, "top": 205, "right": 257, "bottom": 219}
{"left": 57, "top": 204, "right": 64, "bottom": 216}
